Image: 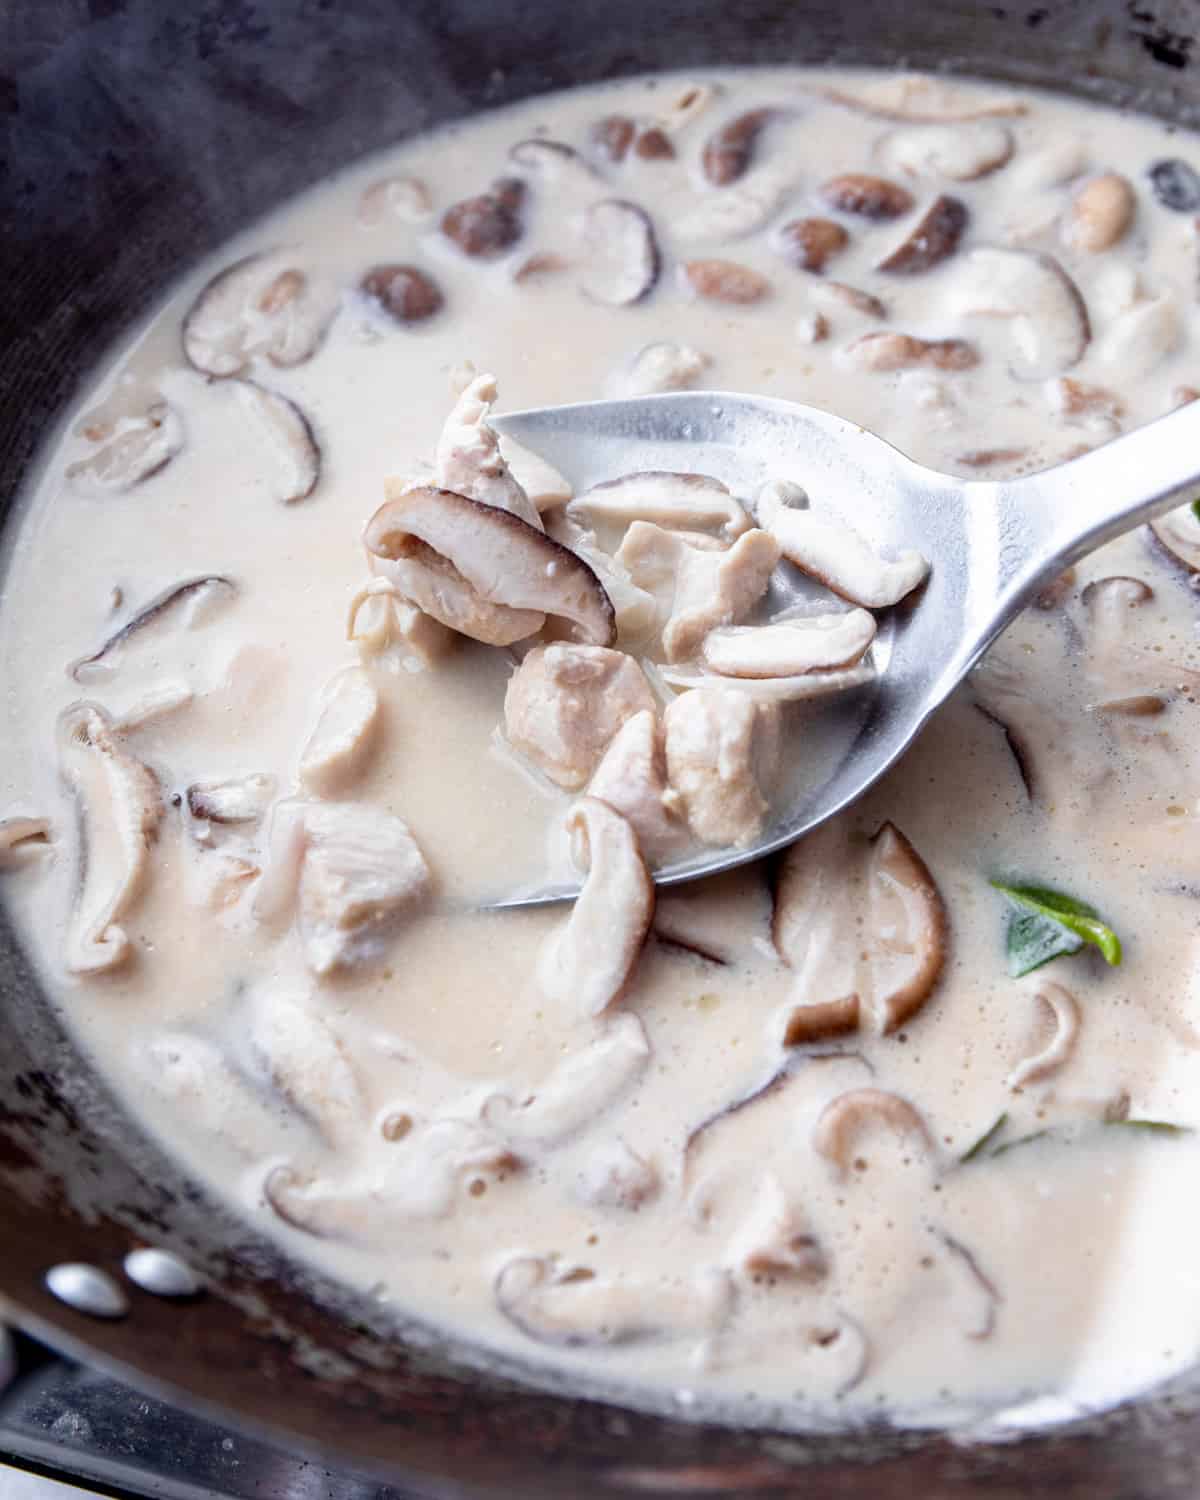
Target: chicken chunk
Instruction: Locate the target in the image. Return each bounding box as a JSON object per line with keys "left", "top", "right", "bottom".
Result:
{"left": 256, "top": 799, "right": 431, "bottom": 975}
{"left": 504, "top": 644, "right": 657, "bottom": 789}
{"left": 586, "top": 709, "right": 686, "bottom": 864}
{"left": 435, "top": 373, "right": 542, "bottom": 529}
{"left": 617, "top": 522, "right": 780, "bottom": 661}
{"left": 663, "top": 686, "right": 781, "bottom": 846}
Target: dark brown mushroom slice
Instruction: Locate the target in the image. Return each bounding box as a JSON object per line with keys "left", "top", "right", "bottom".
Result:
{"left": 820, "top": 173, "right": 914, "bottom": 221}
{"left": 359, "top": 263, "right": 444, "bottom": 324}
{"left": 957, "top": 447, "right": 1031, "bottom": 471}
{"left": 579, "top": 199, "right": 661, "bottom": 306}
{"left": 876, "top": 194, "right": 969, "bottom": 274}
{"left": 230, "top": 380, "right": 321, "bottom": 504}
{"left": 68, "top": 575, "right": 236, "bottom": 682}
{"left": 591, "top": 114, "right": 636, "bottom": 162}
{"left": 772, "top": 217, "right": 849, "bottom": 273}
{"left": 441, "top": 178, "right": 526, "bottom": 259}
{"left": 67, "top": 401, "right": 184, "bottom": 497}
{"left": 683, "top": 258, "right": 770, "bottom": 304}
{"left": 365, "top": 485, "right": 616, "bottom": 646}
{"left": 701, "top": 108, "right": 775, "bottom": 185}
{"left": 635, "top": 127, "right": 676, "bottom": 161}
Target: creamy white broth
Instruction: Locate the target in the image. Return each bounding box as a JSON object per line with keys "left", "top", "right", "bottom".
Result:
{"left": 2, "top": 67, "right": 1200, "bottom": 1431}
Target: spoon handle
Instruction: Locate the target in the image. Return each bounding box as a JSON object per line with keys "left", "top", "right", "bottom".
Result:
{"left": 957, "top": 400, "right": 1200, "bottom": 669}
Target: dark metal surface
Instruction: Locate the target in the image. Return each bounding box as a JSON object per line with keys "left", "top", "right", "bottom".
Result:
{"left": 4, "top": 1, "right": 1200, "bottom": 1494}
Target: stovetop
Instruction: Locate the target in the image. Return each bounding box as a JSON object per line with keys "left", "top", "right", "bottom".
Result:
{"left": 0, "top": 1327, "right": 422, "bottom": 1500}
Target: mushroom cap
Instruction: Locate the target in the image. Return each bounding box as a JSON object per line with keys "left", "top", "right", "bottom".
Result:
{"left": 365, "top": 484, "right": 615, "bottom": 646}
{"left": 951, "top": 246, "right": 1090, "bottom": 379}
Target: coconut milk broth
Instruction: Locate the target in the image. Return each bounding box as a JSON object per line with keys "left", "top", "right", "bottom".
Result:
{"left": 2, "top": 67, "right": 1200, "bottom": 1429}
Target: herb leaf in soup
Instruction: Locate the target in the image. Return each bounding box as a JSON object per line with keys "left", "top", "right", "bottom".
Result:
{"left": 1192, "top": 497, "right": 1200, "bottom": 522}
{"left": 1106, "top": 1119, "right": 1193, "bottom": 1137}
{"left": 960, "top": 1111, "right": 1009, "bottom": 1162}
{"left": 991, "top": 880, "right": 1123, "bottom": 976}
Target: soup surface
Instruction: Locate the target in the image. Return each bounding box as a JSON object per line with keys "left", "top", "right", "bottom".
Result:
{"left": 3, "top": 66, "right": 1200, "bottom": 1433}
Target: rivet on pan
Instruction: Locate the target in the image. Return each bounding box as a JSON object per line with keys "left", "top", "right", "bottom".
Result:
{"left": 45, "top": 1263, "right": 129, "bottom": 1320}
{"left": 0, "top": 1326, "right": 16, "bottom": 1392}
{"left": 123, "top": 1248, "right": 201, "bottom": 1300}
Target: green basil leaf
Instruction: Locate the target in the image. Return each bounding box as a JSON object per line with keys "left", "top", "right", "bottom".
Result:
{"left": 1106, "top": 1119, "right": 1192, "bottom": 1137}
{"left": 960, "top": 1112, "right": 1009, "bottom": 1163}
{"left": 991, "top": 880, "right": 1122, "bottom": 974}
{"left": 1192, "top": 497, "right": 1200, "bottom": 522}
{"left": 990, "top": 1127, "right": 1054, "bottom": 1157}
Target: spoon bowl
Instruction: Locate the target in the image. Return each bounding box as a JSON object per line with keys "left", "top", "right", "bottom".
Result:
{"left": 492, "top": 391, "right": 1200, "bottom": 907}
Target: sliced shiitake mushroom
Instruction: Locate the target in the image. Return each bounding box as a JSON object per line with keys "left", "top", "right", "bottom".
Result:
{"left": 938, "top": 1232, "right": 1001, "bottom": 1341}
{"left": 820, "top": 173, "right": 914, "bottom": 220}
{"left": 816, "top": 75, "right": 1026, "bottom": 123}
{"left": 186, "top": 773, "right": 275, "bottom": 826}
{"left": 654, "top": 866, "right": 772, "bottom": 966}
{"left": 225, "top": 379, "right": 321, "bottom": 504}
{"left": 356, "top": 174, "right": 432, "bottom": 227}
{"left": 248, "top": 987, "right": 366, "bottom": 1151}
{"left": 845, "top": 331, "right": 978, "bottom": 372}
{"left": 579, "top": 199, "right": 661, "bottom": 306}
{"left": 775, "top": 819, "right": 947, "bottom": 1040}
{"left": 568, "top": 471, "right": 750, "bottom": 541}
{"left": 590, "top": 115, "right": 636, "bottom": 162}
{"left": 772, "top": 217, "right": 849, "bottom": 273}
{"left": 183, "top": 251, "right": 337, "bottom": 375}
{"left": 57, "top": 702, "right": 162, "bottom": 974}
{"left": 876, "top": 195, "right": 969, "bottom": 274}
{"left": 883, "top": 122, "right": 1014, "bottom": 181}
{"left": 723, "top": 1174, "right": 828, "bottom": 1282}
{"left": 768, "top": 507, "right": 930, "bottom": 608}
{"left": 495, "top": 1256, "right": 730, "bottom": 1348}
{"left": 1007, "top": 980, "right": 1081, "bottom": 1091}
{"left": 441, "top": 177, "right": 526, "bottom": 259}
{"left": 701, "top": 610, "right": 877, "bottom": 679}
{"left": 67, "top": 400, "right": 184, "bottom": 496}
{"left": 675, "top": 176, "right": 790, "bottom": 244}
{"left": 701, "top": 108, "right": 776, "bottom": 185}
{"left": 364, "top": 485, "right": 615, "bottom": 646}
{"left": 1150, "top": 500, "right": 1200, "bottom": 573}
{"left": 1096, "top": 295, "right": 1180, "bottom": 381}
{"left": 682, "top": 259, "right": 771, "bottom": 304}
{"left": 811, "top": 280, "right": 888, "bottom": 320}
{"left": 68, "top": 575, "right": 236, "bottom": 682}
{"left": 509, "top": 137, "right": 603, "bottom": 188}
{"left": 359, "top": 263, "right": 445, "bottom": 324}
{"left": 619, "top": 342, "right": 712, "bottom": 397}
{"left": 537, "top": 798, "right": 655, "bottom": 1020}
{"left": 635, "top": 127, "right": 675, "bottom": 161}
{"left": 812, "top": 1087, "right": 935, "bottom": 1174}
{"left": 1079, "top": 575, "right": 1178, "bottom": 714}
{"left": 0, "top": 816, "right": 52, "bottom": 870}
{"left": 951, "top": 246, "right": 1090, "bottom": 379}
{"left": 484, "top": 1014, "right": 649, "bottom": 1149}
{"left": 574, "top": 1139, "right": 660, "bottom": 1210}
{"left": 659, "top": 661, "right": 876, "bottom": 704}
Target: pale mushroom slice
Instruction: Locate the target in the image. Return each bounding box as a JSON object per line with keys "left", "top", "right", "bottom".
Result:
{"left": 816, "top": 74, "right": 1027, "bottom": 123}
{"left": 939, "top": 1232, "right": 1001, "bottom": 1341}
{"left": 0, "top": 816, "right": 52, "bottom": 871}
{"left": 67, "top": 400, "right": 184, "bottom": 497}
{"left": 586, "top": 709, "right": 687, "bottom": 865}
{"left": 134, "top": 1033, "right": 289, "bottom": 1160}
{"left": 186, "top": 773, "right": 275, "bottom": 828}
{"left": 504, "top": 644, "right": 657, "bottom": 790}
{"left": 701, "top": 610, "right": 876, "bottom": 679}
{"left": 568, "top": 471, "right": 751, "bottom": 542}
{"left": 247, "top": 988, "right": 366, "bottom": 1151}
{"left": 882, "top": 122, "right": 1014, "bottom": 181}
{"left": 266, "top": 1119, "right": 518, "bottom": 1241}
{"left": 950, "top": 247, "right": 1090, "bottom": 379}
{"left": 578, "top": 199, "right": 661, "bottom": 306}
{"left": 495, "top": 1256, "right": 730, "bottom": 1348}
{"left": 617, "top": 522, "right": 781, "bottom": 662}
{"left": 1096, "top": 295, "right": 1180, "bottom": 381}
{"left": 536, "top": 798, "right": 654, "bottom": 1021}
{"left": 483, "top": 1014, "right": 649, "bottom": 1149}
{"left": 215, "top": 378, "right": 321, "bottom": 505}
{"left": 574, "top": 1139, "right": 659, "bottom": 1211}
{"left": 255, "top": 798, "right": 431, "bottom": 976}
{"left": 723, "top": 1173, "right": 827, "bottom": 1283}
{"left": 183, "top": 251, "right": 338, "bottom": 376}
{"left": 658, "top": 661, "right": 877, "bottom": 704}
{"left": 774, "top": 819, "right": 947, "bottom": 1041}
{"left": 57, "top": 703, "right": 163, "bottom": 974}
{"left": 434, "top": 373, "right": 542, "bottom": 529}
{"left": 298, "top": 666, "right": 381, "bottom": 795}
{"left": 68, "top": 575, "right": 237, "bottom": 683}
{"left": 768, "top": 509, "right": 929, "bottom": 609}
{"left": 663, "top": 687, "right": 781, "bottom": 848}
{"left": 617, "top": 342, "right": 712, "bottom": 398}
{"left": 813, "top": 1087, "right": 936, "bottom": 1175}
{"left": 364, "top": 485, "right": 615, "bottom": 647}
{"left": 1007, "top": 980, "right": 1081, "bottom": 1091}
{"left": 1078, "top": 575, "right": 1199, "bottom": 713}
{"left": 1150, "top": 500, "right": 1200, "bottom": 574}
{"left": 654, "top": 866, "right": 773, "bottom": 966}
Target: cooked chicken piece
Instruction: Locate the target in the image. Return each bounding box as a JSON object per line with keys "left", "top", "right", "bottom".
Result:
{"left": 617, "top": 522, "right": 781, "bottom": 661}
{"left": 298, "top": 666, "right": 381, "bottom": 795}
{"left": 586, "top": 709, "right": 686, "bottom": 864}
{"left": 434, "top": 373, "right": 543, "bottom": 528}
{"left": 255, "top": 799, "right": 431, "bottom": 975}
{"left": 504, "top": 644, "right": 657, "bottom": 789}
{"left": 663, "top": 687, "right": 781, "bottom": 846}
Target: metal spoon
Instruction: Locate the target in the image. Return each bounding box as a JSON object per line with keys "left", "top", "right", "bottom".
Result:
{"left": 492, "top": 391, "right": 1199, "bottom": 907}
